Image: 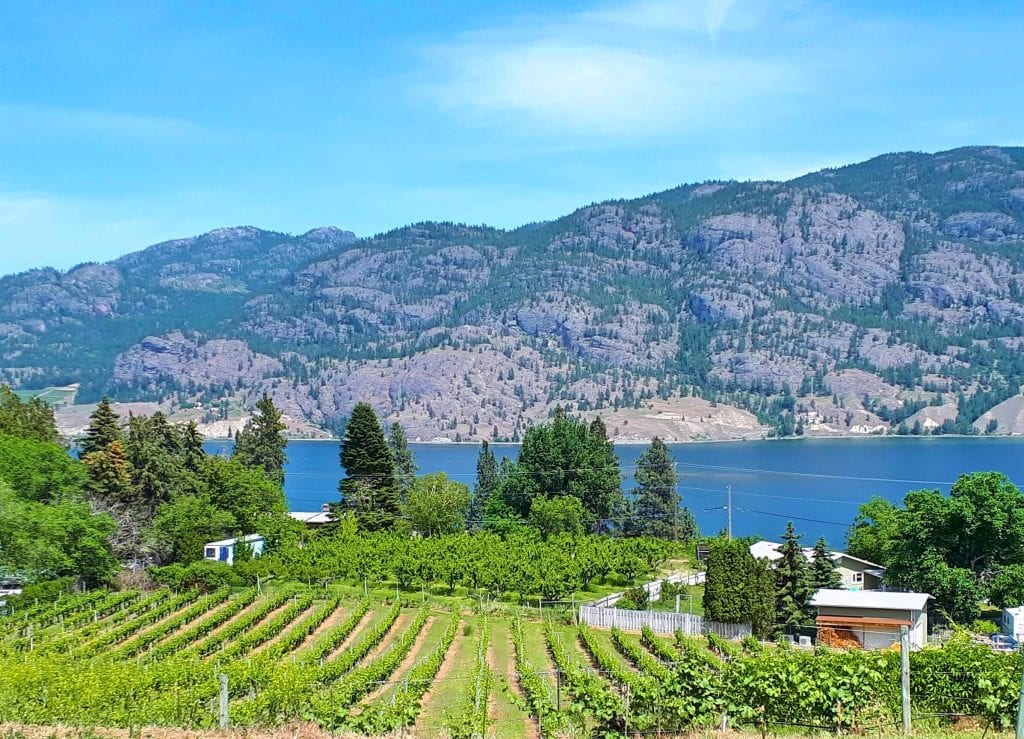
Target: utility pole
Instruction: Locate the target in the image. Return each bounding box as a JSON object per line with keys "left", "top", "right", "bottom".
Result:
{"left": 673, "top": 461, "right": 680, "bottom": 541}
{"left": 726, "top": 485, "right": 733, "bottom": 540}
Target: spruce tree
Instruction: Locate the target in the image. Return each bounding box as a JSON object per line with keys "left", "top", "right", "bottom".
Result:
{"left": 232, "top": 393, "right": 288, "bottom": 487}
{"left": 811, "top": 536, "right": 843, "bottom": 590}
{"left": 633, "top": 437, "right": 678, "bottom": 538}
{"left": 337, "top": 402, "right": 398, "bottom": 531}
{"left": 703, "top": 538, "right": 774, "bottom": 637}
{"left": 469, "top": 440, "right": 499, "bottom": 530}
{"left": 83, "top": 439, "right": 136, "bottom": 504}
{"left": 388, "top": 422, "right": 417, "bottom": 500}
{"left": 0, "top": 386, "right": 59, "bottom": 443}
{"left": 179, "top": 421, "right": 206, "bottom": 472}
{"left": 775, "top": 522, "right": 814, "bottom": 631}
{"left": 80, "top": 398, "right": 122, "bottom": 456}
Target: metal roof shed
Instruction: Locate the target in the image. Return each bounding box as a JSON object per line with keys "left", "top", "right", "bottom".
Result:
{"left": 810, "top": 588, "right": 931, "bottom": 650}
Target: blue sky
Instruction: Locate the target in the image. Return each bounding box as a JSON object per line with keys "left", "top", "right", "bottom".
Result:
{"left": 0, "top": 0, "right": 1022, "bottom": 274}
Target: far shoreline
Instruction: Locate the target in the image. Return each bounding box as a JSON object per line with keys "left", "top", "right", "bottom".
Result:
{"left": 202, "top": 433, "right": 1024, "bottom": 445}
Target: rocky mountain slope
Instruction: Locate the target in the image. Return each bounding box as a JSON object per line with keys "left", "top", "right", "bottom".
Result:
{"left": 3, "top": 146, "right": 1024, "bottom": 441}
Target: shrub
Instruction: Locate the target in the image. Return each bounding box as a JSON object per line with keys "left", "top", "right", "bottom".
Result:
{"left": 150, "top": 560, "right": 239, "bottom": 591}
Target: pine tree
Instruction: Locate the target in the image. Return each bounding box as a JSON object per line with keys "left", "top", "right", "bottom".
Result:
{"left": 83, "top": 439, "right": 136, "bottom": 504}
{"left": 387, "top": 422, "right": 417, "bottom": 500}
{"left": 337, "top": 403, "right": 398, "bottom": 531}
{"left": 469, "top": 440, "right": 499, "bottom": 530}
{"left": 775, "top": 522, "right": 814, "bottom": 631}
{"left": 633, "top": 437, "right": 678, "bottom": 538}
{"left": 232, "top": 393, "right": 288, "bottom": 486}
{"left": 811, "top": 536, "right": 843, "bottom": 590}
{"left": 80, "top": 398, "right": 122, "bottom": 456}
{"left": 179, "top": 421, "right": 206, "bottom": 472}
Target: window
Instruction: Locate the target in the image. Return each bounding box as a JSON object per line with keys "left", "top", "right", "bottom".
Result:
{"left": 204, "top": 547, "right": 216, "bottom": 559}
{"left": 851, "top": 572, "right": 864, "bottom": 583}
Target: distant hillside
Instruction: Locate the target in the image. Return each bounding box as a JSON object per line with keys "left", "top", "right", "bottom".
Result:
{"left": 3, "top": 146, "right": 1024, "bottom": 441}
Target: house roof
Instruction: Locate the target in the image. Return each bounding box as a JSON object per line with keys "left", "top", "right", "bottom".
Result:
{"left": 750, "top": 541, "right": 885, "bottom": 571}
{"left": 205, "top": 533, "right": 264, "bottom": 547}
{"left": 288, "top": 511, "right": 334, "bottom": 524}
{"left": 811, "top": 588, "right": 931, "bottom": 611}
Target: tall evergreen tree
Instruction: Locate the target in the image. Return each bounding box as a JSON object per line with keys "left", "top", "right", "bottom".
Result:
{"left": 387, "top": 422, "right": 417, "bottom": 499}
{"left": 337, "top": 403, "right": 398, "bottom": 531}
{"left": 703, "top": 538, "right": 775, "bottom": 639}
{"left": 83, "top": 439, "right": 136, "bottom": 504}
{"left": 811, "top": 536, "right": 843, "bottom": 590}
{"left": 232, "top": 393, "right": 288, "bottom": 486}
{"left": 80, "top": 398, "right": 122, "bottom": 456}
{"left": 179, "top": 421, "right": 206, "bottom": 472}
{"left": 633, "top": 437, "right": 678, "bottom": 538}
{"left": 469, "top": 440, "right": 498, "bottom": 530}
{"left": 775, "top": 522, "right": 814, "bottom": 631}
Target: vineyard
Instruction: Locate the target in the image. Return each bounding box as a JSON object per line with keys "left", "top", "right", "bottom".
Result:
{"left": 2, "top": 585, "right": 1023, "bottom": 737}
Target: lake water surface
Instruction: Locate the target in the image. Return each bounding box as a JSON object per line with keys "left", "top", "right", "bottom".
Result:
{"left": 204, "top": 437, "right": 1024, "bottom": 546}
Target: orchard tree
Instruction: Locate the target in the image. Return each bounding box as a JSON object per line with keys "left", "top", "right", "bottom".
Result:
{"left": 388, "top": 422, "right": 417, "bottom": 500}
{"left": 233, "top": 393, "right": 288, "bottom": 486}
{"left": 337, "top": 403, "right": 399, "bottom": 530}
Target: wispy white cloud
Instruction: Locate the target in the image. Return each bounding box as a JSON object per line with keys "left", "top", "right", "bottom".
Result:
{"left": 420, "top": 0, "right": 808, "bottom": 139}
{"left": 0, "top": 103, "right": 207, "bottom": 140}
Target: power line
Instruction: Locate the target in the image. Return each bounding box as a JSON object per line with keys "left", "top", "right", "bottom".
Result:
{"left": 674, "top": 461, "right": 960, "bottom": 486}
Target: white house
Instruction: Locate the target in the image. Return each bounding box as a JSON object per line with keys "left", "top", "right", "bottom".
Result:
{"left": 1002, "top": 607, "right": 1024, "bottom": 640}
{"left": 288, "top": 503, "right": 334, "bottom": 528}
{"left": 810, "top": 588, "right": 931, "bottom": 650}
{"left": 203, "top": 534, "right": 265, "bottom": 566}
{"left": 750, "top": 540, "right": 886, "bottom": 590}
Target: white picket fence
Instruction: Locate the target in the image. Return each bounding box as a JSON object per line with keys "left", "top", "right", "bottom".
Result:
{"left": 578, "top": 605, "right": 751, "bottom": 638}
{"left": 586, "top": 570, "right": 707, "bottom": 609}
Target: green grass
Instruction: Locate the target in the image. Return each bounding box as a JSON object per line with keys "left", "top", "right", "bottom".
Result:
{"left": 488, "top": 619, "right": 534, "bottom": 739}
{"left": 11, "top": 386, "right": 77, "bottom": 406}
{"left": 649, "top": 583, "right": 705, "bottom": 614}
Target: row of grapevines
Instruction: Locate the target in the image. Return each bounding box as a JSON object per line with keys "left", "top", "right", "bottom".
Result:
{"left": 214, "top": 589, "right": 317, "bottom": 661}
{"left": 445, "top": 617, "right": 492, "bottom": 739}
{"left": 706, "top": 631, "right": 742, "bottom": 658}
{"left": 510, "top": 618, "right": 562, "bottom": 737}
{"left": 302, "top": 598, "right": 370, "bottom": 664}
{"left": 259, "top": 592, "right": 346, "bottom": 662}
{"left": 676, "top": 631, "right": 725, "bottom": 667}
{"left": 610, "top": 627, "right": 672, "bottom": 681}
{"left": 2, "top": 590, "right": 107, "bottom": 632}
{"left": 187, "top": 585, "right": 300, "bottom": 658}
{"left": 640, "top": 624, "right": 681, "bottom": 664}
{"left": 577, "top": 624, "right": 659, "bottom": 732}
{"left": 42, "top": 589, "right": 171, "bottom": 652}
{"left": 75, "top": 591, "right": 199, "bottom": 656}
{"left": 51, "top": 590, "right": 141, "bottom": 634}
{"left": 311, "top": 605, "right": 432, "bottom": 727}
{"left": 148, "top": 588, "right": 259, "bottom": 660}
{"left": 314, "top": 600, "right": 402, "bottom": 683}
{"left": 229, "top": 600, "right": 403, "bottom": 726}
{"left": 544, "top": 621, "right": 626, "bottom": 735}
{"left": 113, "top": 587, "right": 232, "bottom": 658}
{"left": 345, "top": 609, "right": 462, "bottom": 734}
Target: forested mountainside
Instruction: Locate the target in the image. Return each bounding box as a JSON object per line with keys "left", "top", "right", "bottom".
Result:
{"left": 3, "top": 146, "right": 1024, "bottom": 441}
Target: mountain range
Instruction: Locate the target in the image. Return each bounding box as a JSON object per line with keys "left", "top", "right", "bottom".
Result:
{"left": 3, "top": 145, "right": 1024, "bottom": 442}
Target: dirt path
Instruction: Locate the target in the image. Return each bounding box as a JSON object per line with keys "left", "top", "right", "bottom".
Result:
{"left": 495, "top": 624, "right": 540, "bottom": 739}
{"left": 408, "top": 619, "right": 466, "bottom": 736}
{"left": 324, "top": 609, "right": 383, "bottom": 662}
{"left": 293, "top": 604, "right": 348, "bottom": 655}
{"left": 359, "top": 616, "right": 436, "bottom": 705}
{"left": 249, "top": 603, "right": 317, "bottom": 656}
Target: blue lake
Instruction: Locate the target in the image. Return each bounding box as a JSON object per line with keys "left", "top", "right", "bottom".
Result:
{"left": 204, "top": 437, "right": 1024, "bottom": 546}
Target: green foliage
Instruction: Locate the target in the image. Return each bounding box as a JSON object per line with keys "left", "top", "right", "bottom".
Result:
{"left": 703, "top": 539, "right": 775, "bottom": 638}
{"left": 989, "top": 564, "right": 1024, "bottom": 609}
{"left": 848, "top": 472, "right": 1024, "bottom": 620}
{"left": 403, "top": 472, "right": 471, "bottom": 536}
{"left": 232, "top": 393, "right": 288, "bottom": 487}
{"left": 148, "top": 496, "right": 237, "bottom": 564}
{"left": 0, "top": 386, "right": 59, "bottom": 444}
{"left": 775, "top": 522, "right": 814, "bottom": 630}
{"left": 0, "top": 482, "right": 118, "bottom": 587}
{"left": 387, "top": 422, "right": 417, "bottom": 499}
{"left": 529, "top": 494, "right": 585, "bottom": 539}
{"left": 468, "top": 440, "right": 498, "bottom": 531}
{"left": 631, "top": 437, "right": 687, "bottom": 539}
{"left": 0, "top": 433, "right": 86, "bottom": 503}
{"left": 337, "top": 402, "right": 399, "bottom": 531}
{"left": 79, "top": 398, "right": 122, "bottom": 456}
{"left": 149, "top": 559, "right": 239, "bottom": 592}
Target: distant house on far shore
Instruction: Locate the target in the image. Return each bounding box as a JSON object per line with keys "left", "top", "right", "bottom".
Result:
{"left": 749, "top": 540, "right": 887, "bottom": 591}
{"left": 204, "top": 534, "right": 265, "bottom": 565}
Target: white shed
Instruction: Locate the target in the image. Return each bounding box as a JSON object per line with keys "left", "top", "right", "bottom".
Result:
{"left": 810, "top": 588, "right": 931, "bottom": 650}
{"left": 1002, "top": 607, "right": 1024, "bottom": 640}
{"left": 203, "top": 534, "right": 265, "bottom": 566}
